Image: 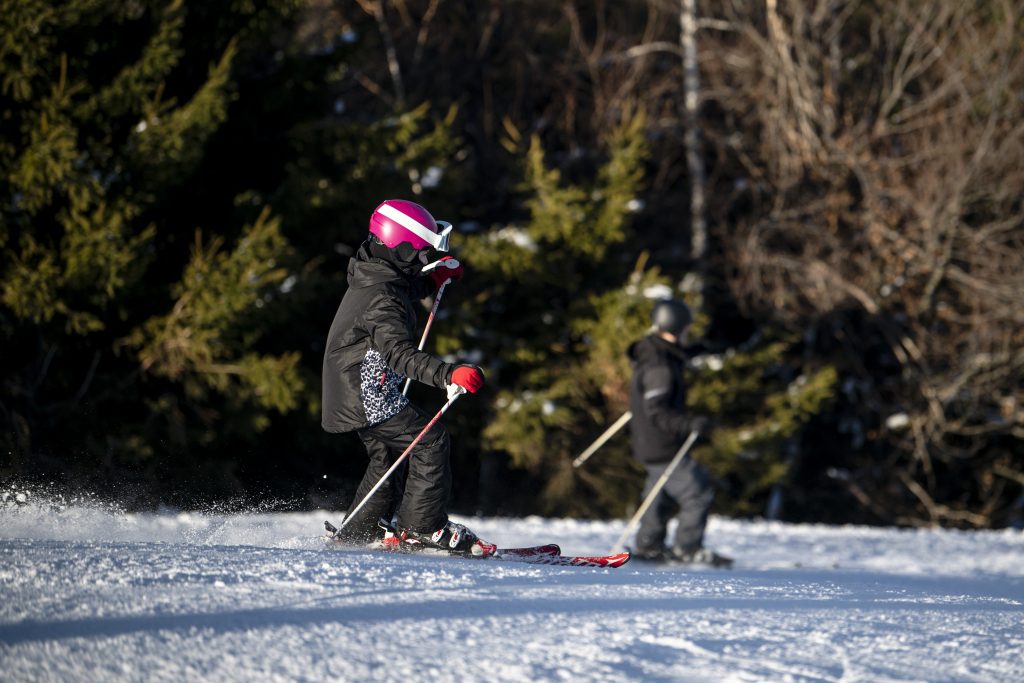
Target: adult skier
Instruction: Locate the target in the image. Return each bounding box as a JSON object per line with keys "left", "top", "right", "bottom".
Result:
{"left": 322, "top": 199, "right": 489, "bottom": 555}
{"left": 627, "top": 298, "right": 731, "bottom": 566}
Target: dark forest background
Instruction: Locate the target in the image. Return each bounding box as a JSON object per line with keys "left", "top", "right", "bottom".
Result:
{"left": 2, "top": 0, "right": 1022, "bottom": 528}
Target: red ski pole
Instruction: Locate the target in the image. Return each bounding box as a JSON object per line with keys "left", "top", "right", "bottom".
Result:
{"left": 334, "top": 385, "right": 466, "bottom": 535}
{"left": 402, "top": 258, "right": 460, "bottom": 396}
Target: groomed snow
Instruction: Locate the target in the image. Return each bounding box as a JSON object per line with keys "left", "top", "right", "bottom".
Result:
{"left": 2, "top": 494, "right": 1022, "bottom": 682}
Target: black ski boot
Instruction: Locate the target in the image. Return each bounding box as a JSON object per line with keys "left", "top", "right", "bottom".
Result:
{"left": 324, "top": 519, "right": 393, "bottom": 547}
{"left": 632, "top": 546, "right": 669, "bottom": 563}
{"left": 670, "top": 546, "right": 734, "bottom": 568}
{"left": 398, "top": 520, "right": 496, "bottom": 557}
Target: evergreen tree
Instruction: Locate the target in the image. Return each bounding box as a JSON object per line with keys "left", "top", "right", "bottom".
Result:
{"left": 440, "top": 105, "right": 838, "bottom": 518}
{"left": 687, "top": 335, "right": 838, "bottom": 517}
{"left": 0, "top": 1, "right": 303, "bottom": 502}
{"left": 442, "top": 108, "right": 654, "bottom": 515}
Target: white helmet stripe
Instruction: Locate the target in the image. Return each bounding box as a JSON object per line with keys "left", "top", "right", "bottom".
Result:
{"left": 377, "top": 202, "right": 443, "bottom": 248}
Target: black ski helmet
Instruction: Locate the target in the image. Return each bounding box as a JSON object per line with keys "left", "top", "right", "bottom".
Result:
{"left": 651, "top": 299, "right": 692, "bottom": 337}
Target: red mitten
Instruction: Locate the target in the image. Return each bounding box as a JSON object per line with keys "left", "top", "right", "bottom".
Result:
{"left": 450, "top": 365, "right": 485, "bottom": 393}
{"left": 425, "top": 256, "right": 463, "bottom": 289}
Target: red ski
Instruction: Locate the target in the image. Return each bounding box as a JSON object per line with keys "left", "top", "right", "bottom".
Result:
{"left": 492, "top": 550, "right": 631, "bottom": 569}
{"left": 458, "top": 542, "right": 629, "bottom": 569}
{"left": 493, "top": 544, "right": 562, "bottom": 560}
{"left": 323, "top": 521, "right": 629, "bottom": 568}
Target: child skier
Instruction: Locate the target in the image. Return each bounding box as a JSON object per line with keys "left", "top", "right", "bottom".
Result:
{"left": 322, "top": 199, "right": 489, "bottom": 555}
{"left": 627, "top": 298, "right": 731, "bottom": 567}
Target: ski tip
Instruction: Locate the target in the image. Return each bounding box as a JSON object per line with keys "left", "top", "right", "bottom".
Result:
{"left": 607, "top": 552, "right": 631, "bottom": 568}
{"left": 563, "top": 551, "right": 631, "bottom": 569}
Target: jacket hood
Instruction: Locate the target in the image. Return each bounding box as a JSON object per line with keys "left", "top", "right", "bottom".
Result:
{"left": 346, "top": 242, "right": 413, "bottom": 289}
{"left": 628, "top": 333, "right": 689, "bottom": 365}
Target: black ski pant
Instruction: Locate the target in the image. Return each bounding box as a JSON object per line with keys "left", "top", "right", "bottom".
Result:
{"left": 634, "top": 457, "right": 714, "bottom": 555}
{"left": 341, "top": 404, "right": 451, "bottom": 543}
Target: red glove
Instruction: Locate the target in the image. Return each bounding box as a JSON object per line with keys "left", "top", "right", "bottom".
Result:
{"left": 425, "top": 256, "right": 463, "bottom": 289}
{"left": 450, "top": 365, "right": 485, "bottom": 393}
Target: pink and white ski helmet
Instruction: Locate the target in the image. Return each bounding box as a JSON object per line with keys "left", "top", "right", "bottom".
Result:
{"left": 368, "top": 199, "right": 452, "bottom": 252}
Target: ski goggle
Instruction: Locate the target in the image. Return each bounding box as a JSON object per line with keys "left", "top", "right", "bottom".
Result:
{"left": 431, "top": 221, "right": 453, "bottom": 252}
{"left": 376, "top": 203, "right": 453, "bottom": 252}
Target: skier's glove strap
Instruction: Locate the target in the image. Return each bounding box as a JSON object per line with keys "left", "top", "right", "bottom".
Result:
{"left": 426, "top": 256, "right": 463, "bottom": 289}
{"left": 450, "top": 365, "right": 485, "bottom": 393}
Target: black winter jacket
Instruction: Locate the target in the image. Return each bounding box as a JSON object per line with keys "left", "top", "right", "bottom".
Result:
{"left": 321, "top": 244, "right": 454, "bottom": 433}
{"left": 627, "top": 334, "right": 703, "bottom": 465}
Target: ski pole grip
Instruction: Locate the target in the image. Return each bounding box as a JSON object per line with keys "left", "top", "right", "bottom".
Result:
{"left": 422, "top": 258, "right": 460, "bottom": 288}
{"left": 421, "top": 258, "right": 461, "bottom": 273}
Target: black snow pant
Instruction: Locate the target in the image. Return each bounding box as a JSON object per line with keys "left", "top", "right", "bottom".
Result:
{"left": 340, "top": 404, "right": 451, "bottom": 543}
{"left": 634, "top": 457, "right": 715, "bottom": 555}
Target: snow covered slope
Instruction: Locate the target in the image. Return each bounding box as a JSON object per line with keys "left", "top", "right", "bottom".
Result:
{"left": 2, "top": 495, "right": 1022, "bottom": 682}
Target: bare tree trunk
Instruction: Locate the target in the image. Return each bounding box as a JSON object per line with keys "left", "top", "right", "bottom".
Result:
{"left": 356, "top": 0, "right": 406, "bottom": 107}
{"left": 704, "top": 0, "right": 1024, "bottom": 527}
{"left": 681, "top": 0, "right": 707, "bottom": 266}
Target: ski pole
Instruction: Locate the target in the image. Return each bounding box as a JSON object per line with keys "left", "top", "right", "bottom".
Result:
{"left": 609, "top": 429, "right": 700, "bottom": 554}
{"left": 572, "top": 411, "right": 632, "bottom": 468}
{"left": 402, "top": 258, "right": 460, "bottom": 396}
{"left": 334, "top": 385, "right": 466, "bottom": 536}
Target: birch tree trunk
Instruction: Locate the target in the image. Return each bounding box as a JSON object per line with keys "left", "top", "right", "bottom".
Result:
{"left": 681, "top": 0, "right": 707, "bottom": 266}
